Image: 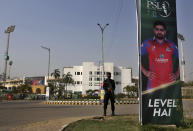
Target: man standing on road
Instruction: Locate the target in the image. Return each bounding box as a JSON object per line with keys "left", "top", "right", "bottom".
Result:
{"left": 103, "top": 72, "right": 116, "bottom": 116}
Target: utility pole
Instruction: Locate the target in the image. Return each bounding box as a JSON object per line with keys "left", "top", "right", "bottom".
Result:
{"left": 97, "top": 23, "right": 109, "bottom": 81}
{"left": 177, "top": 33, "right": 185, "bottom": 81}
{"left": 41, "top": 46, "right": 51, "bottom": 84}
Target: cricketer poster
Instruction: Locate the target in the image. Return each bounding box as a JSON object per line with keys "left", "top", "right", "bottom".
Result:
{"left": 136, "top": 0, "right": 183, "bottom": 125}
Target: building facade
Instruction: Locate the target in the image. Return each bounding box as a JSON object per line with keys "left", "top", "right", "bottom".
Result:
{"left": 1, "top": 76, "right": 46, "bottom": 94}
{"left": 63, "top": 62, "right": 134, "bottom": 94}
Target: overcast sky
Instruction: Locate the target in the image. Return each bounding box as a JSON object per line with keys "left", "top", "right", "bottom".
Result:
{"left": 0, "top": 0, "right": 192, "bottom": 81}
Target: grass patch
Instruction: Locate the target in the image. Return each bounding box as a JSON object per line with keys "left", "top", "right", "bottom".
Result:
{"left": 64, "top": 115, "right": 139, "bottom": 131}
{"left": 63, "top": 115, "right": 193, "bottom": 131}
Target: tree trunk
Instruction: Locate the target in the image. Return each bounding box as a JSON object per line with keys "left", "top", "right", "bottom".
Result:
{"left": 66, "top": 84, "right": 67, "bottom": 98}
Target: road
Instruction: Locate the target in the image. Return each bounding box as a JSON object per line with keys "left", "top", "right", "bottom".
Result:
{"left": 0, "top": 99, "right": 192, "bottom": 131}
{"left": 0, "top": 101, "right": 138, "bottom": 131}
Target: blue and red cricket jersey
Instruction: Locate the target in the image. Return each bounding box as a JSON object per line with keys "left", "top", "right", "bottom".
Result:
{"left": 141, "top": 37, "right": 179, "bottom": 89}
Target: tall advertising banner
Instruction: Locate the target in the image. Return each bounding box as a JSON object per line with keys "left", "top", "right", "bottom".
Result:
{"left": 136, "top": 0, "right": 183, "bottom": 125}
{"left": 100, "top": 83, "right": 104, "bottom": 103}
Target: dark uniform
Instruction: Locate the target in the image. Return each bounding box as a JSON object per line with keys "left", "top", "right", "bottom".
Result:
{"left": 103, "top": 78, "right": 116, "bottom": 116}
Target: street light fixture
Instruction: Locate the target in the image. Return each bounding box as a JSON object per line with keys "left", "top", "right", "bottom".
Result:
{"left": 177, "top": 33, "right": 185, "bottom": 81}
{"left": 41, "top": 45, "right": 51, "bottom": 84}
{"left": 3, "top": 25, "right": 15, "bottom": 81}
{"left": 97, "top": 23, "right": 109, "bottom": 82}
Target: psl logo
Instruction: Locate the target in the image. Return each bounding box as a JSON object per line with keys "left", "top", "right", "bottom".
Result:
{"left": 147, "top": 0, "right": 172, "bottom": 18}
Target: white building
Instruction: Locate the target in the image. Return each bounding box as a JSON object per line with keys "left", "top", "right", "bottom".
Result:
{"left": 63, "top": 62, "right": 134, "bottom": 95}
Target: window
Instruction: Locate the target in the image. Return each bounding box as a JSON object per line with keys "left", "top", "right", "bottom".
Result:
{"left": 94, "top": 71, "right": 103, "bottom": 75}
{"left": 89, "top": 71, "right": 92, "bottom": 75}
{"left": 89, "top": 77, "right": 92, "bottom": 81}
{"left": 77, "top": 72, "right": 80, "bottom": 75}
{"left": 94, "top": 77, "right": 101, "bottom": 81}
{"left": 114, "top": 72, "right": 121, "bottom": 76}
{"left": 89, "top": 82, "right": 92, "bottom": 86}
{"left": 81, "top": 72, "right": 82, "bottom": 75}
{"left": 77, "top": 81, "right": 80, "bottom": 84}
{"left": 116, "top": 81, "right": 121, "bottom": 85}
{"left": 75, "top": 72, "right": 76, "bottom": 75}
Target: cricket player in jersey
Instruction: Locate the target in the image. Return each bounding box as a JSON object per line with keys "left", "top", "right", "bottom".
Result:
{"left": 141, "top": 21, "right": 180, "bottom": 90}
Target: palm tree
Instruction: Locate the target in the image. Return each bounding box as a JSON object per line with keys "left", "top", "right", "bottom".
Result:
{"left": 62, "top": 72, "right": 74, "bottom": 98}
{"left": 51, "top": 69, "right": 60, "bottom": 80}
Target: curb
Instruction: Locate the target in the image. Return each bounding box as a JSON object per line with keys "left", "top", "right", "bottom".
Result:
{"left": 42, "top": 100, "right": 139, "bottom": 105}
{"left": 61, "top": 117, "right": 94, "bottom": 131}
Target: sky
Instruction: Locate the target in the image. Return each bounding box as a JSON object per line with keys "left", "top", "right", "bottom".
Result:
{"left": 0, "top": 0, "right": 192, "bottom": 81}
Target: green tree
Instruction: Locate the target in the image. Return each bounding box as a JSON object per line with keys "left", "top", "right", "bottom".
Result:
{"left": 17, "top": 85, "right": 32, "bottom": 94}
{"left": 124, "top": 85, "right": 138, "bottom": 98}
{"left": 25, "top": 78, "right": 33, "bottom": 86}
{"left": 17, "top": 78, "right": 33, "bottom": 94}
{"left": 48, "top": 83, "right": 55, "bottom": 99}
{"left": 132, "top": 78, "right": 139, "bottom": 87}
{"left": 57, "top": 84, "right": 65, "bottom": 99}
{"left": 61, "top": 72, "right": 74, "bottom": 98}
{"left": 51, "top": 69, "right": 61, "bottom": 99}
{"left": 51, "top": 69, "right": 60, "bottom": 79}
{"left": 86, "top": 89, "right": 94, "bottom": 96}
{"left": 85, "top": 89, "right": 99, "bottom": 99}
{"left": 181, "top": 81, "right": 193, "bottom": 87}
{"left": 12, "top": 86, "right": 18, "bottom": 93}
{"left": 115, "top": 93, "right": 126, "bottom": 99}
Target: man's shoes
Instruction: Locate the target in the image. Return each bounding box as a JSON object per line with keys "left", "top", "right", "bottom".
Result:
{"left": 104, "top": 110, "right": 106, "bottom": 116}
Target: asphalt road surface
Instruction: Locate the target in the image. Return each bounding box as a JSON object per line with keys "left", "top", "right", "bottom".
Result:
{"left": 0, "top": 99, "right": 192, "bottom": 131}
{"left": 0, "top": 100, "right": 138, "bottom": 130}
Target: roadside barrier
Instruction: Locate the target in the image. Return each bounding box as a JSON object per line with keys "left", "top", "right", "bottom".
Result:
{"left": 42, "top": 99, "right": 139, "bottom": 105}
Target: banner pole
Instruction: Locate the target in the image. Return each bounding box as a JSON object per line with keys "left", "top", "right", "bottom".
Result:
{"left": 136, "top": 0, "right": 142, "bottom": 125}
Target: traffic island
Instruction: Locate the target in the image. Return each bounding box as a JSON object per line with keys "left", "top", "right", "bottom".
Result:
{"left": 62, "top": 115, "right": 193, "bottom": 131}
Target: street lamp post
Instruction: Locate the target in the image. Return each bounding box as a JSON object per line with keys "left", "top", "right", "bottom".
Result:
{"left": 97, "top": 23, "right": 109, "bottom": 82}
{"left": 41, "top": 46, "right": 51, "bottom": 84}
{"left": 3, "top": 25, "right": 15, "bottom": 82}
{"left": 177, "top": 33, "right": 185, "bottom": 81}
